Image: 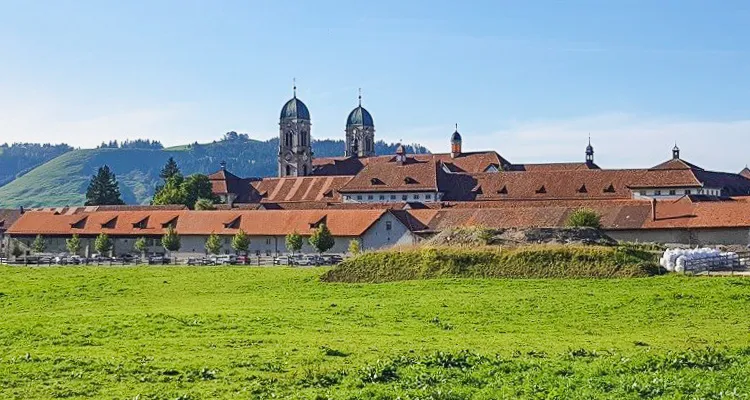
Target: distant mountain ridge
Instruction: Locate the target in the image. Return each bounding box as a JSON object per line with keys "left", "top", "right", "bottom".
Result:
{"left": 0, "top": 137, "right": 428, "bottom": 207}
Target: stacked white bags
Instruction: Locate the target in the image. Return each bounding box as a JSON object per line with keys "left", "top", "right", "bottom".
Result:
{"left": 659, "top": 248, "right": 739, "bottom": 273}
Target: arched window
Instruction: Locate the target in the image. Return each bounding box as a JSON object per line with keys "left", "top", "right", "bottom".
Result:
{"left": 302, "top": 165, "right": 307, "bottom": 175}
{"left": 285, "top": 165, "right": 291, "bottom": 176}
{"left": 285, "top": 132, "right": 292, "bottom": 147}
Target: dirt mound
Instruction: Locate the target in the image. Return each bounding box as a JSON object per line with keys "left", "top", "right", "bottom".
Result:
{"left": 427, "top": 227, "right": 618, "bottom": 247}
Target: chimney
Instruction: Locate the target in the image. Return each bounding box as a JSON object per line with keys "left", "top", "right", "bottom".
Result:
{"left": 651, "top": 198, "right": 657, "bottom": 221}
{"left": 19, "top": 206, "right": 24, "bottom": 214}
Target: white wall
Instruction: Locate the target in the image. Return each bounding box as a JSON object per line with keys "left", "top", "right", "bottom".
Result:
{"left": 342, "top": 192, "right": 441, "bottom": 203}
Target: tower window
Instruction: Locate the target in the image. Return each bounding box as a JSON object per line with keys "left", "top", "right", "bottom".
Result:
{"left": 386, "top": 221, "right": 392, "bottom": 231}
{"left": 285, "top": 165, "right": 291, "bottom": 176}
{"left": 302, "top": 165, "right": 307, "bottom": 175}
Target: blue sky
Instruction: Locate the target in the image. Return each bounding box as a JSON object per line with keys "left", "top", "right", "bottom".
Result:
{"left": 1, "top": 0, "right": 749, "bottom": 170}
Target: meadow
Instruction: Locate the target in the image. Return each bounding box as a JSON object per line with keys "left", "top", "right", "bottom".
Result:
{"left": 1, "top": 266, "right": 749, "bottom": 399}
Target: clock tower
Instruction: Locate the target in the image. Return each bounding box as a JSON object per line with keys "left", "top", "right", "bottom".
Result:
{"left": 278, "top": 85, "right": 313, "bottom": 177}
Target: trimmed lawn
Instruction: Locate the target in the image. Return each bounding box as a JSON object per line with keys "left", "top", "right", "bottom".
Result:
{"left": 1, "top": 266, "right": 749, "bottom": 399}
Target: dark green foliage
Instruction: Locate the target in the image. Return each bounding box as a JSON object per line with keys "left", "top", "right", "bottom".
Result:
{"left": 566, "top": 208, "right": 602, "bottom": 228}
{"left": 94, "top": 233, "right": 112, "bottom": 255}
{"left": 11, "top": 240, "right": 22, "bottom": 258}
{"left": 152, "top": 173, "right": 218, "bottom": 209}
{"left": 159, "top": 157, "right": 181, "bottom": 180}
{"left": 322, "top": 245, "right": 661, "bottom": 283}
{"left": 309, "top": 224, "right": 335, "bottom": 254}
{"left": 85, "top": 165, "right": 125, "bottom": 206}
{"left": 162, "top": 226, "right": 181, "bottom": 252}
{"left": 0, "top": 137, "right": 429, "bottom": 207}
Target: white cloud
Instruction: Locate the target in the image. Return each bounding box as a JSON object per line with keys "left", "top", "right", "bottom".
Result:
{"left": 411, "top": 113, "right": 750, "bottom": 172}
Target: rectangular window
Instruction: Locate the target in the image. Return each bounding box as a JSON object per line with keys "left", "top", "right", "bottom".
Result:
{"left": 425, "top": 194, "right": 432, "bottom": 199}
{"left": 266, "top": 238, "right": 271, "bottom": 245}
{"left": 344, "top": 195, "right": 351, "bottom": 200}
{"left": 379, "top": 195, "right": 385, "bottom": 201}
{"left": 669, "top": 190, "right": 676, "bottom": 195}
{"left": 356, "top": 195, "right": 363, "bottom": 200}
{"left": 367, "top": 195, "right": 374, "bottom": 200}
{"left": 685, "top": 189, "right": 691, "bottom": 195}
{"left": 413, "top": 194, "right": 420, "bottom": 200}
{"left": 654, "top": 190, "right": 661, "bottom": 196}
{"left": 401, "top": 194, "right": 408, "bottom": 201}
{"left": 390, "top": 195, "right": 396, "bottom": 200}
{"left": 386, "top": 221, "right": 392, "bottom": 231}
{"left": 639, "top": 191, "right": 646, "bottom": 196}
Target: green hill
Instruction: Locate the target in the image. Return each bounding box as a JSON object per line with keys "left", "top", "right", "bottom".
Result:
{"left": 0, "top": 137, "right": 427, "bottom": 207}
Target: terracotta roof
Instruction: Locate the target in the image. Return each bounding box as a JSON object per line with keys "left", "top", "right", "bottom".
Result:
{"left": 339, "top": 158, "right": 440, "bottom": 193}
{"left": 0, "top": 209, "right": 23, "bottom": 235}
{"left": 310, "top": 151, "right": 510, "bottom": 176}
{"left": 251, "top": 176, "right": 352, "bottom": 202}
{"left": 7, "top": 209, "right": 390, "bottom": 237}
{"left": 650, "top": 158, "right": 703, "bottom": 171}
{"left": 509, "top": 162, "right": 600, "bottom": 171}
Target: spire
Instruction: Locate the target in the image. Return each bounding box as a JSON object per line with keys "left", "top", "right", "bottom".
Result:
{"left": 358, "top": 87, "right": 362, "bottom": 107}
{"left": 672, "top": 142, "right": 680, "bottom": 159}
{"left": 455, "top": 123, "right": 458, "bottom": 132}
{"left": 293, "top": 77, "right": 297, "bottom": 98}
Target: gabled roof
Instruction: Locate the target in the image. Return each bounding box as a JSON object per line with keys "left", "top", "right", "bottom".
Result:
{"left": 509, "top": 162, "right": 600, "bottom": 171}
{"left": 251, "top": 175, "right": 352, "bottom": 202}
{"left": 650, "top": 158, "right": 704, "bottom": 171}
{"left": 338, "top": 158, "right": 440, "bottom": 193}
{"left": 7, "top": 209, "right": 391, "bottom": 237}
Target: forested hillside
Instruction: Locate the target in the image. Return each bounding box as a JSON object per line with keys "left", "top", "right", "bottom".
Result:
{"left": 0, "top": 143, "right": 74, "bottom": 186}
{"left": 0, "top": 135, "right": 428, "bottom": 207}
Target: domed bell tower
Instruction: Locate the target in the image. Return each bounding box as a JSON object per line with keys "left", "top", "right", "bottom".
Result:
{"left": 451, "top": 124, "right": 462, "bottom": 158}
{"left": 345, "top": 89, "right": 375, "bottom": 157}
{"left": 278, "top": 84, "right": 313, "bottom": 177}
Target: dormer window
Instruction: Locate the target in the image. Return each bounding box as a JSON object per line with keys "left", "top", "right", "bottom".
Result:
{"left": 536, "top": 185, "right": 547, "bottom": 194}
{"left": 70, "top": 217, "right": 87, "bottom": 229}
{"left": 370, "top": 178, "right": 384, "bottom": 185}
{"left": 484, "top": 165, "right": 499, "bottom": 173}
{"left": 161, "top": 217, "right": 178, "bottom": 229}
{"left": 223, "top": 216, "right": 241, "bottom": 229}
{"left": 578, "top": 184, "right": 587, "bottom": 193}
{"left": 101, "top": 217, "right": 117, "bottom": 229}
{"left": 603, "top": 184, "right": 616, "bottom": 193}
{"left": 309, "top": 215, "right": 327, "bottom": 229}
{"left": 497, "top": 185, "right": 508, "bottom": 195}
{"left": 471, "top": 185, "right": 483, "bottom": 194}
{"left": 132, "top": 217, "right": 149, "bottom": 229}
{"left": 404, "top": 177, "right": 418, "bottom": 184}
{"left": 322, "top": 189, "right": 334, "bottom": 198}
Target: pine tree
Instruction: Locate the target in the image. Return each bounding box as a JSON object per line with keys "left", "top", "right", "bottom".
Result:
{"left": 66, "top": 234, "right": 81, "bottom": 255}
{"left": 309, "top": 224, "right": 335, "bottom": 255}
{"left": 85, "top": 165, "right": 125, "bottom": 206}
{"left": 205, "top": 233, "right": 222, "bottom": 255}
{"left": 231, "top": 229, "right": 250, "bottom": 255}
{"left": 160, "top": 157, "right": 181, "bottom": 180}
{"left": 285, "top": 231, "right": 302, "bottom": 256}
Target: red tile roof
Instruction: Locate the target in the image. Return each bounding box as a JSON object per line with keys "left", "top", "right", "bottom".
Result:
{"left": 7, "top": 209, "right": 390, "bottom": 237}
{"left": 339, "top": 158, "right": 441, "bottom": 193}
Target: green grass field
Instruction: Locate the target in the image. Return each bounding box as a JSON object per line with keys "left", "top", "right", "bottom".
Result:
{"left": 1, "top": 266, "right": 749, "bottom": 399}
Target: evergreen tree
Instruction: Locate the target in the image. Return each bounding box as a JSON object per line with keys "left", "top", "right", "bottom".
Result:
{"left": 31, "top": 235, "right": 46, "bottom": 253}
{"left": 231, "top": 229, "right": 250, "bottom": 255}
{"left": 161, "top": 226, "right": 181, "bottom": 255}
{"left": 285, "top": 231, "right": 302, "bottom": 256}
{"left": 66, "top": 234, "right": 81, "bottom": 255}
{"left": 205, "top": 233, "right": 222, "bottom": 255}
{"left": 181, "top": 174, "right": 218, "bottom": 209}
{"left": 160, "top": 157, "right": 181, "bottom": 180}
{"left": 94, "top": 233, "right": 113, "bottom": 256}
{"left": 85, "top": 165, "right": 125, "bottom": 206}
{"left": 309, "top": 224, "right": 335, "bottom": 255}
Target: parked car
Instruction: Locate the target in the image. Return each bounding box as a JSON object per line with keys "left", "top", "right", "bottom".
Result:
{"left": 213, "top": 254, "right": 237, "bottom": 265}
{"left": 0, "top": 257, "right": 8, "bottom": 264}
{"left": 236, "top": 255, "right": 249, "bottom": 265}
{"left": 148, "top": 255, "right": 169, "bottom": 265}
{"left": 295, "top": 255, "right": 317, "bottom": 266}
{"left": 273, "top": 256, "right": 294, "bottom": 265}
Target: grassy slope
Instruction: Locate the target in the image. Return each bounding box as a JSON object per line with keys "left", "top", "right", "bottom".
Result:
{"left": 0, "top": 148, "right": 176, "bottom": 207}
{"left": 1, "top": 266, "right": 749, "bottom": 399}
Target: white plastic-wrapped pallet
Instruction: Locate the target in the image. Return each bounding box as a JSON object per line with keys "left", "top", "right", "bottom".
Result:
{"left": 659, "top": 248, "right": 738, "bottom": 273}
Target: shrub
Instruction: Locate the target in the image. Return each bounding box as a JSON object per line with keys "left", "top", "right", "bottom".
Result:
{"left": 566, "top": 208, "right": 602, "bottom": 228}
{"left": 322, "top": 245, "right": 660, "bottom": 283}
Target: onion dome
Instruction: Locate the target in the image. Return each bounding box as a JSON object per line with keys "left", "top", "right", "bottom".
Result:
{"left": 451, "top": 124, "right": 462, "bottom": 143}
{"left": 347, "top": 91, "right": 374, "bottom": 127}
{"left": 280, "top": 97, "right": 310, "bottom": 120}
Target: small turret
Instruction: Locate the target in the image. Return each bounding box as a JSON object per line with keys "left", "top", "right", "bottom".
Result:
{"left": 672, "top": 143, "right": 680, "bottom": 159}
{"left": 451, "top": 124, "right": 462, "bottom": 158}
{"left": 585, "top": 137, "right": 594, "bottom": 164}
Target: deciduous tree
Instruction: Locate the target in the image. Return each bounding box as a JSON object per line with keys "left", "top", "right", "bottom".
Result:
{"left": 285, "top": 231, "right": 302, "bottom": 256}
{"left": 66, "top": 234, "right": 81, "bottom": 255}
{"left": 205, "top": 233, "right": 222, "bottom": 255}
{"left": 231, "top": 229, "right": 250, "bottom": 255}
{"left": 309, "top": 224, "right": 335, "bottom": 255}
